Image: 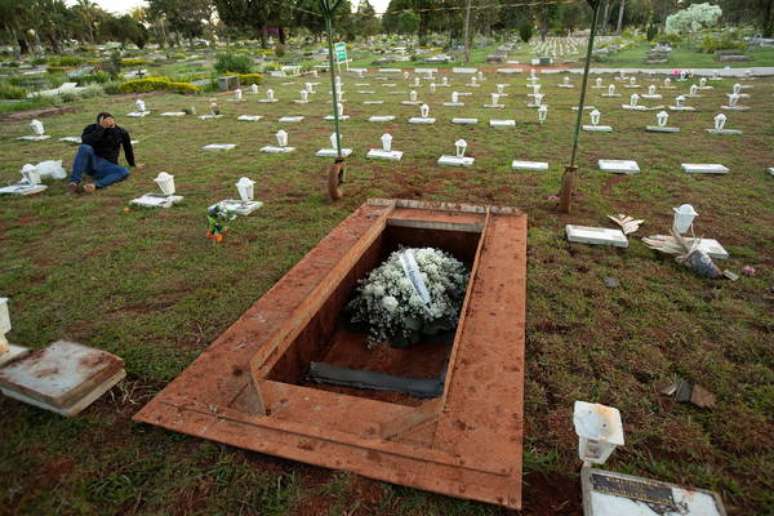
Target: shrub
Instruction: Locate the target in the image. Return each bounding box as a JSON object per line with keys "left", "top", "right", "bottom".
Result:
{"left": 115, "top": 76, "right": 200, "bottom": 94}
{"left": 214, "top": 53, "right": 253, "bottom": 74}
{"left": 120, "top": 58, "right": 146, "bottom": 66}
{"left": 0, "top": 82, "right": 28, "bottom": 99}
{"left": 700, "top": 32, "right": 746, "bottom": 53}
{"left": 274, "top": 44, "right": 286, "bottom": 58}
{"left": 81, "top": 70, "right": 111, "bottom": 84}
{"left": 47, "top": 66, "right": 68, "bottom": 74}
{"left": 235, "top": 73, "right": 262, "bottom": 86}
{"left": 50, "top": 55, "right": 83, "bottom": 67}
{"left": 519, "top": 22, "right": 534, "bottom": 43}
{"left": 31, "top": 56, "right": 48, "bottom": 65}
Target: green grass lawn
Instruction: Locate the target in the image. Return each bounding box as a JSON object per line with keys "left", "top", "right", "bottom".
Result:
{"left": 1, "top": 69, "right": 772, "bottom": 514}
{"left": 601, "top": 41, "right": 774, "bottom": 69}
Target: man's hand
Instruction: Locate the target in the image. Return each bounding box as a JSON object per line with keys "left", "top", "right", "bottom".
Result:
{"left": 133, "top": 163, "right": 145, "bottom": 170}
{"left": 99, "top": 116, "right": 116, "bottom": 129}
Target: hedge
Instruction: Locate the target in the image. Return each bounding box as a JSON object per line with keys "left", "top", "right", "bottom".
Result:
{"left": 110, "top": 77, "right": 200, "bottom": 95}
{"left": 234, "top": 73, "right": 263, "bottom": 86}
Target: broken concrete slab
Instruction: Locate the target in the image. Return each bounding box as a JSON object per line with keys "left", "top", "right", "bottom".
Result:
{"left": 0, "top": 345, "right": 31, "bottom": 368}
{"left": 0, "top": 340, "right": 125, "bottom": 417}
{"left": 0, "top": 184, "right": 47, "bottom": 196}
{"left": 566, "top": 225, "right": 629, "bottom": 248}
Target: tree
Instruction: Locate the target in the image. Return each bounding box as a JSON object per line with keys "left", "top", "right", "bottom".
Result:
{"left": 148, "top": 0, "right": 213, "bottom": 44}
{"left": 616, "top": 0, "right": 625, "bottom": 34}
{"left": 665, "top": 3, "right": 722, "bottom": 35}
{"left": 354, "top": 0, "right": 380, "bottom": 39}
{"left": 398, "top": 11, "right": 420, "bottom": 36}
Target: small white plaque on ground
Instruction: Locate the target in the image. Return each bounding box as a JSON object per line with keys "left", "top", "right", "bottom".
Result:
{"left": 160, "top": 111, "right": 186, "bottom": 117}
{"left": 451, "top": 118, "right": 478, "bottom": 125}
{"left": 198, "top": 114, "right": 223, "bottom": 120}
{"left": 363, "top": 100, "right": 384, "bottom": 105}
{"left": 582, "top": 468, "right": 726, "bottom": 516}
{"left": 438, "top": 155, "right": 474, "bottom": 167}
{"left": 443, "top": 102, "right": 464, "bottom": 107}
{"left": 202, "top": 144, "right": 236, "bottom": 151}
{"left": 566, "top": 225, "right": 628, "bottom": 248}
{"left": 279, "top": 116, "right": 304, "bottom": 123}
{"left": 126, "top": 111, "right": 150, "bottom": 118}
{"left": 0, "top": 340, "right": 126, "bottom": 417}
{"left": 316, "top": 148, "right": 353, "bottom": 157}
{"left": 367, "top": 149, "right": 403, "bottom": 161}
{"left": 261, "top": 145, "right": 295, "bottom": 154}
{"left": 490, "top": 119, "right": 515, "bottom": 127}
{"left": 512, "top": 160, "right": 548, "bottom": 171}
{"left": 237, "top": 115, "right": 263, "bottom": 122}
{"left": 131, "top": 193, "right": 184, "bottom": 208}
{"left": 706, "top": 128, "right": 742, "bottom": 135}
{"left": 324, "top": 115, "right": 350, "bottom": 121}
{"left": 599, "top": 159, "right": 640, "bottom": 174}
{"left": 768, "top": 167, "right": 774, "bottom": 177}
{"left": 681, "top": 163, "right": 729, "bottom": 174}
{"left": 59, "top": 136, "right": 82, "bottom": 144}
{"left": 452, "top": 67, "right": 478, "bottom": 74}
{"left": 408, "top": 117, "right": 435, "bottom": 124}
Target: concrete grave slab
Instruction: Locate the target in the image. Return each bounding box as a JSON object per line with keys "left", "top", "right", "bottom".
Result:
{"left": 261, "top": 145, "right": 295, "bottom": 154}
{"left": 408, "top": 117, "right": 435, "bottom": 124}
{"left": 451, "top": 118, "right": 478, "bottom": 125}
{"left": 367, "top": 149, "right": 403, "bottom": 161}
{"left": 438, "top": 155, "right": 474, "bottom": 167}
{"left": 0, "top": 340, "right": 125, "bottom": 417}
{"left": 583, "top": 125, "right": 613, "bottom": 132}
{"left": 324, "top": 115, "right": 350, "bottom": 121}
{"left": 512, "top": 160, "right": 549, "bottom": 171}
{"left": 368, "top": 115, "right": 396, "bottom": 122}
{"left": 59, "top": 136, "right": 82, "bottom": 144}
{"left": 706, "top": 128, "right": 742, "bottom": 135}
{"left": 363, "top": 100, "right": 385, "bottom": 105}
{"left": 160, "top": 111, "right": 186, "bottom": 117}
{"left": 646, "top": 126, "right": 680, "bottom": 133}
{"left": 0, "top": 184, "right": 48, "bottom": 196}
{"left": 131, "top": 194, "right": 184, "bottom": 208}
{"left": 598, "top": 159, "right": 640, "bottom": 174}
{"left": 681, "top": 163, "right": 729, "bottom": 174}
{"left": 490, "top": 119, "right": 516, "bottom": 127}
{"left": 237, "top": 115, "right": 263, "bottom": 122}
{"left": 279, "top": 116, "right": 304, "bottom": 123}
{"left": 566, "top": 225, "right": 629, "bottom": 248}
{"left": 16, "top": 135, "right": 51, "bottom": 141}
{"left": 202, "top": 144, "right": 236, "bottom": 151}
{"left": 0, "top": 345, "right": 31, "bottom": 368}
{"left": 316, "top": 148, "right": 353, "bottom": 158}
{"left": 198, "top": 114, "right": 223, "bottom": 120}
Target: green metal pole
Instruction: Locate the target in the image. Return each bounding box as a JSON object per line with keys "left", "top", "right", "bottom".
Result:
{"left": 324, "top": 13, "right": 343, "bottom": 159}
{"left": 569, "top": 3, "right": 601, "bottom": 168}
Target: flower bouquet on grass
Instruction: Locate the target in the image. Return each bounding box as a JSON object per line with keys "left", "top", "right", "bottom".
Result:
{"left": 207, "top": 204, "right": 235, "bottom": 243}
{"left": 347, "top": 247, "right": 470, "bottom": 349}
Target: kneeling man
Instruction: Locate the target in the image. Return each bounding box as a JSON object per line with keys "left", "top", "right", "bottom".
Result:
{"left": 68, "top": 112, "right": 143, "bottom": 193}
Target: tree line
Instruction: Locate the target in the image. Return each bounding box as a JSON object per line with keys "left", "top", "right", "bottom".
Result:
{"left": 1, "top": 0, "right": 771, "bottom": 55}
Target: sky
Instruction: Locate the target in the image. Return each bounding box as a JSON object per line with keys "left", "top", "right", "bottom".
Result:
{"left": 64, "top": 0, "right": 393, "bottom": 15}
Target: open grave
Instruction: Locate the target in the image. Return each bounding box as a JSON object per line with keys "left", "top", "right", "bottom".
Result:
{"left": 135, "top": 199, "right": 527, "bottom": 509}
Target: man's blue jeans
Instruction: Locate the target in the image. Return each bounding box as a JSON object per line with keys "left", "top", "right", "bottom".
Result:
{"left": 70, "top": 144, "right": 129, "bottom": 189}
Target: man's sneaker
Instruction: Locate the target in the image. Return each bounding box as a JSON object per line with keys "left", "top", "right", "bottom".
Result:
{"left": 83, "top": 183, "right": 96, "bottom": 193}
{"left": 67, "top": 182, "right": 82, "bottom": 194}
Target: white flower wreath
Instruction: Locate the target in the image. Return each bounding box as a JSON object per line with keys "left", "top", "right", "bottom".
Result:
{"left": 347, "top": 247, "right": 470, "bottom": 348}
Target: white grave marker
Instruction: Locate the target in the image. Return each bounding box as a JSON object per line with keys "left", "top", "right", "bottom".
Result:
{"left": 598, "top": 159, "right": 640, "bottom": 174}
{"left": 367, "top": 133, "right": 403, "bottom": 161}
{"left": 261, "top": 130, "right": 295, "bottom": 153}
{"left": 438, "top": 139, "right": 474, "bottom": 167}
{"left": 316, "top": 132, "right": 353, "bottom": 157}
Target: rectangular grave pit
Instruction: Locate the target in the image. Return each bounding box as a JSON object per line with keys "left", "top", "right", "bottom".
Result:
{"left": 134, "top": 199, "right": 527, "bottom": 510}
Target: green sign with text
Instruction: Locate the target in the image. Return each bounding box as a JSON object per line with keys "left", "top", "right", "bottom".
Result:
{"left": 334, "top": 42, "right": 347, "bottom": 63}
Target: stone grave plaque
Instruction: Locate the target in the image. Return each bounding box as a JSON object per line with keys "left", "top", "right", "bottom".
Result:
{"left": 681, "top": 163, "right": 729, "bottom": 175}
{"left": 599, "top": 160, "right": 640, "bottom": 174}
{"left": 566, "top": 225, "right": 628, "bottom": 248}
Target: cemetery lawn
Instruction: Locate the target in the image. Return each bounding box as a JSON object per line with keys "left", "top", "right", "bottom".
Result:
{"left": 0, "top": 72, "right": 772, "bottom": 515}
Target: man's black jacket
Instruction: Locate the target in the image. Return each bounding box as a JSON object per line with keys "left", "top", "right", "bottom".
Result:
{"left": 81, "top": 124, "right": 135, "bottom": 167}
